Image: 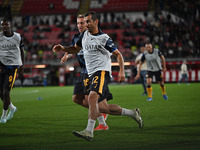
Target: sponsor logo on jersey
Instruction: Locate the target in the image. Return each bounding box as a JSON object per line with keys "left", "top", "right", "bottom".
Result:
{"left": 2, "top": 44, "right": 17, "bottom": 50}
{"left": 85, "top": 45, "right": 101, "bottom": 50}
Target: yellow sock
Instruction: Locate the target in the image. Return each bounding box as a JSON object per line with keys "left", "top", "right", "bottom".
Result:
{"left": 160, "top": 86, "right": 166, "bottom": 95}
{"left": 146, "top": 86, "right": 152, "bottom": 98}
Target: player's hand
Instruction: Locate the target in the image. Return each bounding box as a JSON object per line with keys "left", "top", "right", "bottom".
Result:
{"left": 52, "top": 44, "right": 64, "bottom": 52}
{"left": 61, "top": 53, "right": 68, "bottom": 64}
{"left": 135, "top": 74, "right": 140, "bottom": 80}
{"left": 118, "top": 71, "right": 125, "bottom": 83}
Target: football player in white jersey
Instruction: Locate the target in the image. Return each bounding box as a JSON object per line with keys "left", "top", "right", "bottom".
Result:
{"left": 0, "top": 17, "right": 24, "bottom": 123}
{"left": 61, "top": 15, "right": 110, "bottom": 131}
{"left": 135, "top": 43, "right": 168, "bottom": 101}
{"left": 53, "top": 11, "right": 143, "bottom": 141}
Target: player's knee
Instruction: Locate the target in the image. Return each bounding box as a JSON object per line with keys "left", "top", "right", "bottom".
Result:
{"left": 147, "top": 85, "right": 151, "bottom": 88}
{"left": 98, "top": 101, "right": 109, "bottom": 113}
{"left": 88, "top": 91, "right": 99, "bottom": 103}
{"left": 72, "top": 95, "right": 80, "bottom": 104}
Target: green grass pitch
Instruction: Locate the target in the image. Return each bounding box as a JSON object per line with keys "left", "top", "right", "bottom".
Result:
{"left": 0, "top": 83, "right": 200, "bottom": 150}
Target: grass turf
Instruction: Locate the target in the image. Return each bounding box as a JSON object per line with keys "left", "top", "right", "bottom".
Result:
{"left": 0, "top": 83, "right": 200, "bottom": 150}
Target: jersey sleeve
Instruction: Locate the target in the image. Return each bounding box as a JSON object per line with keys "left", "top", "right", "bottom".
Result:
{"left": 71, "top": 35, "right": 76, "bottom": 46}
{"left": 76, "top": 31, "right": 85, "bottom": 48}
{"left": 158, "top": 50, "right": 162, "bottom": 57}
{"left": 141, "top": 54, "right": 146, "bottom": 62}
{"left": 104, "top": 38, "right": 117, "bottom": 53}
{"left": 20, "top": 39, "right": 24, "bottom": 49}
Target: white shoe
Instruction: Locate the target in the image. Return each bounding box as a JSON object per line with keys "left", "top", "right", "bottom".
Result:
{"left": 0, "top": 117, "right": 7, "bottom": 123}
{"left": 6, "top": 107, "right": 17, "bottom": 121}
{"left": 132, "top": 108, "right": 143, "bottom": 129}
{"left": 73, "top": 130, "right": 93, "bottom": 141}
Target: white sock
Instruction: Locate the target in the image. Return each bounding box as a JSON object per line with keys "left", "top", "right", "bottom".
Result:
{"left": 121, "top": 108, "right": 135, "bottom": 117}
{"left": 9, "top": 103, "right": 16, "bottom": 110}
{"left": 85, "top": 119, "right": 96, "bottom": 133}
{"left": 97, "top": 115, "right": 107, "bottom": 126}
{"left": 1, "top": 109, "right": 8, "bottom": 118}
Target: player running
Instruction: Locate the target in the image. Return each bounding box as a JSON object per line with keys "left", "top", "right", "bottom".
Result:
{"left": 0, "top": 17, "right": 24, "bottom": 123}
{"left": 61, "top": 15, "right": 110, "bottom": 131}
{"left": 53, "top": 11, "right": 143, "bottom": 141}
{"left": 135, "top": 43, "right": 168, "bottom": 101}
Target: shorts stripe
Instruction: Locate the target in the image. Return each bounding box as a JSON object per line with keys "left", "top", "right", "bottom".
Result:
{"left": 11, "top": 69, "right": 18, "bottom": 89}
{"left": 99, "top": 71, "right": 105, "bottom": 94}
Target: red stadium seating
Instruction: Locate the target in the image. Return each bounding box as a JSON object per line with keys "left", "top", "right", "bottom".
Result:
{"left": 21, "top": 0, "right": 78, "bottom": 15}
{"left": 90, "top": 0, "right": 149, "bottom": 12}
{"left": 20, "top": 0, "right": 149, "bottom": 15}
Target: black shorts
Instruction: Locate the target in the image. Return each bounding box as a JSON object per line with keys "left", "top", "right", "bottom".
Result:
{"left": 73, "top": 73, "right": 87, "bottom": 95}
{"left": 0, "top": 64, "right": 18, "bottom": 92}
{"left": 146, "top": 70, "right": 163, "bottom": 82}
{"left": 88, "top": 71, "right": 113, "bottom": 103}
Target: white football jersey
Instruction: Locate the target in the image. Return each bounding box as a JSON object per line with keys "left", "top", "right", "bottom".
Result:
{"left": 78, "top": 30, "right": 116, "bottom": 77}
{"left": 0, "top": 32, "right": 23, "bottom": 66}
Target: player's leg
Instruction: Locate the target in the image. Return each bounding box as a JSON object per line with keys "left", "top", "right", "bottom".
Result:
{"left": 83, "top": 72, "right": 109, "bottom": 129}
{"left": 98, "top": 99, "right": 143, "bottom": 128}
{"left": 184, "top": 74, "right": 189, "bottom": 84}
{"left": 73, "top": 91, "right": 99, "bottom": 141}
{"left": 94, "top": 85, "right": 112, "bottom": 131}
{"left": 0, "top": 78, "right": 11, "bottom": 123}
{"left": 72, "top": 73, "right": 89, "bottom": 108}
{"left": 140, "top": 71, "right": 147, "bottom": 95}
{"left": 146, "top": 79, "right": 153, "bottom": 101}
{"left": 0, "top": 72, "right": 7, "bottom": 123}
{"left": 3, "top": 68, "right": 18, "bottom": 122}
{"left": 146, "top": 71, "right": 153, "bottom": 101}
{"left": 72, "top": 94, "right": 89, "bottom": 108}
{"left": 179, "top": 74, "right": 184, "bottom": 83}
{"left": 158, "top": 81, "right": 168, "bottom": 100}
{"left": 156, "top": 71, "right": 168, "bottom": 100}
{"left": 73, "top": 71, "right": 104, "bottom": 140}
{"left": 0, "top": 69, "right": 9, "bottom": 123}
{"left": 73, "top": 72, "right": 108, "bottom": 131}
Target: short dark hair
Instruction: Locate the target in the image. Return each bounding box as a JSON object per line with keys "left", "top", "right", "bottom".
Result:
{"left": 84, "top": 11, "right": 99, "bottom": 21}
{"left": 145, "top": 42, "right": 151, "bottom": 45}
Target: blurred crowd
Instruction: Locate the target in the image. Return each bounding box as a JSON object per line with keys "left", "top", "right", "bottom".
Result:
{"left": 9, "top": 1, "right": 199, "bottom": 63}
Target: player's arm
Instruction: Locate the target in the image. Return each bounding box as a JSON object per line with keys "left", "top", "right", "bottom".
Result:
{"left": 53, "top": 44, "right": 81, "bottom": 54}
{"left": 19, "top": 40, "right": 25, "bottom": 77}
{"left": 135, "top": 61, "right": 142, "bottom": 80}
{"left": 104, "top": 37, "right": 125, "bottom": 82}
{"left": 135, "top": 55, "right": 141, "bottom": 64}
{"left": 158, "top": 50, "right": 166, "bottom": 73}
{"left": 53, "top": 32, "right": 84, "bottom": 54}
{"left": 112, "top": 50, "right": 125, "bottom": 83}
{"left": 160, "top": 55, "right": 166, "bottom": 73}
{"left": 61, "top": 52, "right": 72, "bottom": 64}
{"left": 135, "top": 54, "right": 145, "bottom": 80}
{"left": 60, "top": 34, "right": 78, "bottom": 64}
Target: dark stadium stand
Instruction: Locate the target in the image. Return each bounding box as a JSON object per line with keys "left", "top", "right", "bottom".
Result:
{"left": 0, "top": 0, "right": 199, "bottom": 85}
{"left": 21, "top": 0, "right": 77, "bottom": 15}
{"left": 20, "top": 0, "right": 149, "bottom": 15}
{"left": 90, "top": 0, "right": 149, "bottom": 12}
